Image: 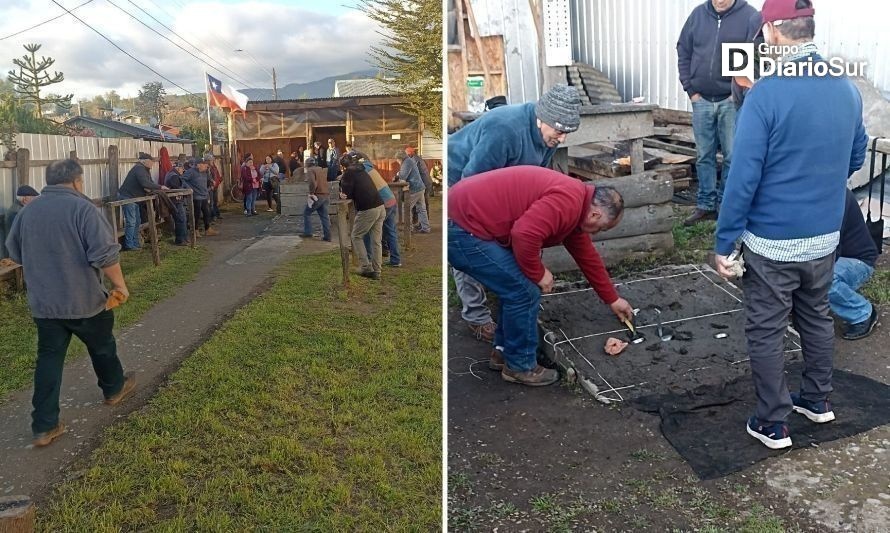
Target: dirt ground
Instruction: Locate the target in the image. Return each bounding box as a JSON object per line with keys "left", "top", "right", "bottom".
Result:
{"left": 448, "top": 259, "right": 890, "bottom": 532}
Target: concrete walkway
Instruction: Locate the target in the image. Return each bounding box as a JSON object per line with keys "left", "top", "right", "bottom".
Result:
{"left": 0, "top": 210, "right": 337, "bottom": 499}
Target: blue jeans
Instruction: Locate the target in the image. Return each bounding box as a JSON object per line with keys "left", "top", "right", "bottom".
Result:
{"left": 172, "top": 202, "right": 188, "bottom": 243}
{"left": 692, "top": 97, "right": 736, "bottom": 211}
{"left": 245, "top": 189, "right": 258, "bottom": 213}
{"left": 121, "top": 202, "right": 140, "bottom": 249}
{"left": 448, "top": 222, "right": 540, "bottom": 372}
{"left": 364, "top": 205, "right": 400, "bottom": 265}
{"left": 829, "top": 257, "right": 874, "bottom": 324}
{"left": 303, "top": 196, "right": 331, "bottom": 240}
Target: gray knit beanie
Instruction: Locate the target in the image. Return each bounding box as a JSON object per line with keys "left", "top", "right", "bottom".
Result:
{"left": 535, "top": 84, "right": 581, "bottom": 133}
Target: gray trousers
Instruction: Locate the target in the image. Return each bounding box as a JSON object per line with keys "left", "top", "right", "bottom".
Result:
{"left": 743, "top": 249, "right": 835, "bottom": 424}
{"left": 352, "top": 205, "right": 386, "bottom": 274}
{"left": 451, "top": 268, "right": 493, "bottom": 325}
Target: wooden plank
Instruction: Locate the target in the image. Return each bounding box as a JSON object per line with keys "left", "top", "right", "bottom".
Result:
{"left": 630, "top": 139, "right": 645, "bottom": 174}
{"left": 542, "top": 232, "right": 675, "bottom": 271}
{"left": 564, "top": 109, "right": 655, "bottom": 147}
{"left": 652, "top": 164, "right": 691, "bottom": 180}
{"left": 652, "top": 108, "right": 693, "bottom": 126}
{"left": 15, "top": 148, "right": 29, "bottom": 187}
{"left": 587, "top": 170, "right": 674, "bottom": 209}
{"left": 593, "top": 203, "right": 674, "bottom": 241}
{"left": 186, "top": 191, "right": 197, "bottom": 246}
{"left": 643, "top": 138, "right": 699, "bottom": 158}
{"left": 334, "top": 199, "right": 351, "bottom": 287}
{"left": 145, "top": 199, "right": 161, "bottom": 266}
{"left": 463, "top": 0, "right": 492, "bottom": 96}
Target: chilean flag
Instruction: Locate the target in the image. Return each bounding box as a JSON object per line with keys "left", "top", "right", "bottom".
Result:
{"left": 207, "top": 74, "right": 248, "bottom": 111}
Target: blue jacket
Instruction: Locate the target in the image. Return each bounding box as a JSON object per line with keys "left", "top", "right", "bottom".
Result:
{"left": 399, "top": 157, "right": 425, "bottom": 193}
{"left": 715, "top": 56, "right": 869, "bottom": 255}
{"left": 182, "top": 167, "right": 210, "bottom": 200}
{"left": 447, "top": 103, "right": 555, "bottom": 185}
{"left": 677, "top": 0, "right": 758, "bottom": 99}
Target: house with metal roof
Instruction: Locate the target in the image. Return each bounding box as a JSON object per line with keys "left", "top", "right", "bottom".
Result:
{"left": 64, "top": 116, "right": 193, "bottom": 144}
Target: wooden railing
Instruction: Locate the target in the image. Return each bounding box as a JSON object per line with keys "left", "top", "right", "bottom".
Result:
{"left": 106, "top": 189, "right": 196, "bottom": 266}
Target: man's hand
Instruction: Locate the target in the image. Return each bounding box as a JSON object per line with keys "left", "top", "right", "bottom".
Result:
{"left": 161, "top": 185, "right": 170, "bottom": 190}
{"left": 538, "top": 268, "right": 554, "bottom": 293}
{"left": 691, "top": 93, "right": 702, "bottom": 102}
{"left": 339, "top": 192, "right": 347, "bottom": 199}
{"left": 715, "top": 254, "right": 736, "bottom": 279}
{"left": 610, "top": 298, "right": 634, "bottom": 323}
{"left": 113, "top": 285, "right": 129, "bottom": 299}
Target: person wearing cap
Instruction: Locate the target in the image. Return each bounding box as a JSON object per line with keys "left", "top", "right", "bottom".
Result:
{"left": 326, "top": 139, "right": 340, "bottom": 181}
{"left": 182, "top": 157, "right": 218, "bottom": 236}
{"left": 6, "top": 159, "right": 137, "bottom": 447}
{"left": 16, "top": 185, "right": 39, "bottom": 206}
{"left": 446, "top": 84, "right": 582, "bottom": 346}
{"left": 117, "top": 152, "right": 167, "bottom": 251}
{"left": 449, "top": 166, "right": 629, "bottom": 386}
{"left": 396, "top": 148, "right": 431, "bottom": 234}
{"left": 677, "top": 0, "right": 758, "bottom": 226}
{"left": 714, "top": 0, "right": 868, "bottom": 449}
{"left": 163, "top": 161, "right": 190, "bottom": 246}
{"left": 273, "top": 149, "right": 287, "bottom": 181}
{"left": 407, "top": 146, "right": 433, "bottom": 221}
{"left": 339, "top": 153, "right": 386, "bottom": 280}
{"left": 300, "top": 157, "right": 332, "bottom": 242}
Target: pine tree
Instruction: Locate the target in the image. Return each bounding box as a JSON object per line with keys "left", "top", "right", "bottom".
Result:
{"left": 359, "top": 0, "right": 442, "bottom": 138}
{"left": 6, "top": 43, "right": 73, "bottom": 118}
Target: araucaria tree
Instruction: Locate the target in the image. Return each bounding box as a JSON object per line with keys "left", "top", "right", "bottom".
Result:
{"left": 7, "top": 43, "right": 73, "bottom": 118}
{"left": 359, "top": 0, "right": 442, "bottom": 138}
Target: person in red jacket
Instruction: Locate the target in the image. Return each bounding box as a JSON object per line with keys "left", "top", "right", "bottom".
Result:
{"left": 448, "top": 166, "right": 634, "bottom": 386}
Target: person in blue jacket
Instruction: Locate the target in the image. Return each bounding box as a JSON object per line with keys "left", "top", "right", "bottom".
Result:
{"left": 677, "top": 0, "right": 758, "bottom": 226}
{"left": 714, "top": 0, "right": 868, "bottom": 450}
{"left": 447, "top": 84, "right": 580, "bottom": 349}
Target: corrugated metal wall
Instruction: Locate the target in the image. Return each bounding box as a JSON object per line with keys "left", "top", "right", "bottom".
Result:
{"left": 469, "top": 0, "right": 541, "bottom": 104}
{"left": 570, "top": 0, "right": 890, "bottom": 111}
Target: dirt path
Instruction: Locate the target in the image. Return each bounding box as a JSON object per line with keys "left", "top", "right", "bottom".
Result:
{"left": 448, "top": 284, "right": 889, "bottom": 531}
{"left": 0, "top": 207, "right": 338, "bottom": 500}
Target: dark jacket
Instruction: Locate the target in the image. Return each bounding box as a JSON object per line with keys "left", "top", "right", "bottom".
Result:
{"left": 182, "top": 167, "right": 210, "bottom": 201}
{"left": 341, "top": 167, "right": 383, "bottom": 212}
{"left": 412, "top": 154, "right": 431, "bottom": 188}
{"left": 118, "top": 162, "right": 161, "bottom": 199}
{"left": 839, "top": 189, "right": 879, "bottom": 267}
{"left": 316, "top": 147, "right": 327, "bottom": 168}
{"left": 447, "top": 103, "right": 555, "bottom": 186}
{"left": 5, "top": 186, "right": 119, "bottom": 319}
{"left": 164, "top": 170, "right": 185, "bottom": 203}
{"left": 677, "top": 0, "right": 758, "bottom": 100}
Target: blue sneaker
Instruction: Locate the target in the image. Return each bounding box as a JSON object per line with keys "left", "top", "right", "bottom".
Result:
{"left": 746, "top": 417, "right": 792, "bottom": 449}
{"left": 791, "top": 392, "right": 835, "bottom": 423}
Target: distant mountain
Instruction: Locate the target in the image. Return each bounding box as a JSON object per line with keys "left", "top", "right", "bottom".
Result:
{"left": 240, "top": 69, "right": 382, "bottom": 101}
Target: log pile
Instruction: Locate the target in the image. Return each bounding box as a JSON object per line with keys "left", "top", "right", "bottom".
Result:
{"left": 542, "top": 171, "right": 676, "bottom": 270}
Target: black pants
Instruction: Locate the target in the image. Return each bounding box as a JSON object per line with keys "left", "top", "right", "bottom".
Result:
{"left": 194, "top": 199, "right": 211, "bottom": 231}
{"left": 263, "top": 182, "right": 277, "bottom": 209}
{"left": 743, "top": 249, "right": 835, "bottom": 424}
{"left": 209, "top": 188, "right": 220, "bottom": 218}
{"left": 32, "top": 309, "right": 124, "bottom": 434}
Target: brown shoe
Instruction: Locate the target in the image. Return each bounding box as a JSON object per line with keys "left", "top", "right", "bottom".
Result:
{"left": 683, "top": 208, "right": 717, "bottom": 226}
{"left": 489, "top": 348, "right": 505, "bottom": 371}
{"left": 501, "top": 365, "right": 560, "bottom": 387}
{"left": 205, "top": 227, "right": 219, "bottom": 236}
{"left": 468, "top": 321, "right": 496, "bottom": 343}
{"left": 33, "top": 422, "right": 66, "bottom": 447}
{"left": 104, "top": 371, "right": 136, "bottom": 406}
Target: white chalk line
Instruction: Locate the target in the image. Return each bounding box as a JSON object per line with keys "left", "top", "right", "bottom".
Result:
{"left": 448, "top": 356, "right": 488, "bottom": 380}
{"left": 542, "top": 271, "right": 699, "bottom": 298}
{"left": 560, "top": 328, "right": 625, "bottom": 402}
{"left": 693, "top": 264, "right": 744, "bottom": 305}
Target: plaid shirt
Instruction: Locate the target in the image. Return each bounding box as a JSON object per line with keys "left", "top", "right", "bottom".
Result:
{"left": 742, "top": 230, "right": 839, "bottom": 262}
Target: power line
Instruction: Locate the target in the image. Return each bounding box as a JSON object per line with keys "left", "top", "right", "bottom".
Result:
{"left": 49, "top": 0, "right": 198, "bottom": 96}
{"left": 106, "top": 0, "right": 255, "bottom": 88}
{"left": 126, "top": 0, "right": 264, "bottom": 89}
{"left": 0, "top": 0, "right": 95, "bottom": 41}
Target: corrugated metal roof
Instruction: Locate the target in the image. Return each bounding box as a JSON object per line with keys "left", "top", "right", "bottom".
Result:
{"left": 64, "top": 116, "right": 190, "bottom": 142}
{"left": 333, "top": 78, "right": 395, "bottom": 97}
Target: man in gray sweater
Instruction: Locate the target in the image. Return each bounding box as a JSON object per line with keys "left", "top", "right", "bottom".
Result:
{"left": 6, "top": 159, "right": 137, "bottom": 447}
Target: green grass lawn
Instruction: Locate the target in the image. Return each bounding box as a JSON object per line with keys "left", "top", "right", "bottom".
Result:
{"left": 38, "top": 253, "right": 442, "bottom": 531}
{"left": 0, "top": 242, "right": 209, "bottom": 400}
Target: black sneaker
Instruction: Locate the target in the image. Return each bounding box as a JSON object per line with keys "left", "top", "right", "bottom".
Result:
{"left": 683, "top": 208, "right": 717, "bottom": 226}
{"left": 790, "top": 392, "right": 835, "bottom": 423}
{"left": 359, "top": 271, "right": 380, "bottom": 280}
{"left": 842, "top": 307, "right": 878, "bottom": 340}
{"left": 746, "top": 416, "right": 792, "bottom": 449}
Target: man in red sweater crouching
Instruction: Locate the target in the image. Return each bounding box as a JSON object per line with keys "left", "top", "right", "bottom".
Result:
{"left": 448, "top": 166, "right": 635, "bottom": 386}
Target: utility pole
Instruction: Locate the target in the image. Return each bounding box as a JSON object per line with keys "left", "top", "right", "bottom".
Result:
{"left": 272, "top": 67, "right": 278, "bottom": 100}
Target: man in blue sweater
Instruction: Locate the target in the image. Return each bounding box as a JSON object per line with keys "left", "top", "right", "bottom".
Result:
{"left": 677, "top": 0, "right": 758, "bottom": 226}
{"left": 831, "top": 189, "right": 879, "bottom": 340}
{"left": 447, "top": 84, "right": 581, "bottom": 344}
{"left": 714, "top": 0, "right": 868, "bottom": 449}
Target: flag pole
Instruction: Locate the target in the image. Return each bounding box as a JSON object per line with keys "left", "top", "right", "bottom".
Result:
{"left": 204, "top": 71, "right": 213, "bottom": 149}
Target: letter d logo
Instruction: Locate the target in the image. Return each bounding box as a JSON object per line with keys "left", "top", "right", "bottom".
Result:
{"left": 722, "top": 43, "right": 754, "bottom": 78}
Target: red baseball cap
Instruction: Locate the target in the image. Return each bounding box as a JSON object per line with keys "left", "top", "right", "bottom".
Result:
{"left": 761, "top": 0, "right": 815, "bottom": 25}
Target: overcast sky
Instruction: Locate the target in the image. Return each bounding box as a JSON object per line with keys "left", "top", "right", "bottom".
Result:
{"left": 0, "top": 0, "right": 383, "bottom": 99}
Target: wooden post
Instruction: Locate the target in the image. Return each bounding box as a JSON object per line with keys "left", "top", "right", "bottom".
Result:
{"left": 630, "top": 139, "right": 645, "bottom": 174}
{"left": 348, "top": 202, "right": 358, "bottom": 267}
{"left": 109, "top": 204, "right": 119, "bottom": 242}
{"left": 145, "top": 199, "right": 161, "bottom": 266}
{"left": 15, "top": 148, "right": 29, "bottom": 187}
{"left": 403, "top": 187, "right": 413, "bottom": 251}
{"left": 108, "top": 145, "right": 119, "bottom": 194}
{"left": 186, "top": 191, "right": 197, "bottom": 246}
{"left": 335, "top": 200, "right": 351, "bottom": 287}
{"left": 0, "top": 495, "right": 35, "bottom": 533}
{"left": 69, "top": 149, "right": 77, "bottom": 161}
